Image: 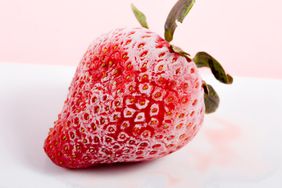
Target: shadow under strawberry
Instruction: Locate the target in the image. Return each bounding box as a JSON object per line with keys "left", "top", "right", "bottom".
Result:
{"left": 66, "top": 160, "right": 160, "bottom": 173}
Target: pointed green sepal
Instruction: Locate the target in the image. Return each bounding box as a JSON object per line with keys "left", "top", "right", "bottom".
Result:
{"left": 194, "top": 52, "right": 233, "bottom": 84}
{"left": 131, "top": 4, "right": 149, "bottom": 29}
{"left": 170, "top": 45, "right": 190, "bottom": 56}
{"left": 202, "top": 81, "right": 209, "bottom": 94}
{"left": 204, "top": 84, "right": 220, "bottom": 114}
{"left": 164, "top": 0, "right": 195, "bottom": 42}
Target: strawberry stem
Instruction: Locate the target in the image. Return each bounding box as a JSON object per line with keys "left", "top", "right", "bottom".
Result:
{"left": 164, "top": 0, "right": 195, "bottom": 42}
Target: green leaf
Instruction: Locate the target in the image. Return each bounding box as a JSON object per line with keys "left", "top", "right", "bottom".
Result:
{"left": 131, "top": 4, "right": 149, "bottom": 29}
{"left": 170, "top": 45, "right": 190, "bottom": 56}
{"left": 204, "top": 84, "right": 220, "bottom": 114}
{"left": 164, "top": 0, "right": 195, "bottom": 42}
{"left": 202, "top": 81, "right": 209, "bottom": 94}
{"left": 193, "top": 52, "right": 233, "bottom": 84}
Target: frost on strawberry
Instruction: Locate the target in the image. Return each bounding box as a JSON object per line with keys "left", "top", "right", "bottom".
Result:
{"left": 44, "top": 0, "right": 232, "bottom": 168}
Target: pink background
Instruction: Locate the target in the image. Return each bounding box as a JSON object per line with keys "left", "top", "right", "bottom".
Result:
{"left": 0, "top": 0, "right": 281, "bottom": 78}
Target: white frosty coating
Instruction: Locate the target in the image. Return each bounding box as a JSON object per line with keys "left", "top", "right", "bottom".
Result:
{"left": 45, "top": 27, "right": 205, "bottom": 167}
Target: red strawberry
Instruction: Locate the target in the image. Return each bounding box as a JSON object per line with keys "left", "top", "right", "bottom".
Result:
{"left": 44, "top": 0, "right": 232, "bottom": 168}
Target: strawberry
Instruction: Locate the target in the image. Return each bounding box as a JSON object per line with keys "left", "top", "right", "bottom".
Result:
{"left": 44, "top": 0, "right": 232, "bottom": 168}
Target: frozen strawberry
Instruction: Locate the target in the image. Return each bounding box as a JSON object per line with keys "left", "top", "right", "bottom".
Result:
{"left": 44, "top": 0, "right": 232, "bottom": 168}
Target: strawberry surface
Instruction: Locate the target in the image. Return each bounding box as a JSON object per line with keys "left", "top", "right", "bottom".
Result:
{"left": 44, "top": 28, "right": 205, "bottom": 168}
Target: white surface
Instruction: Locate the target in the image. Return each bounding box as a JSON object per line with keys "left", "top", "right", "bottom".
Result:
{"left": 0, "top": 63, "right": 282, "bottom": 188}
